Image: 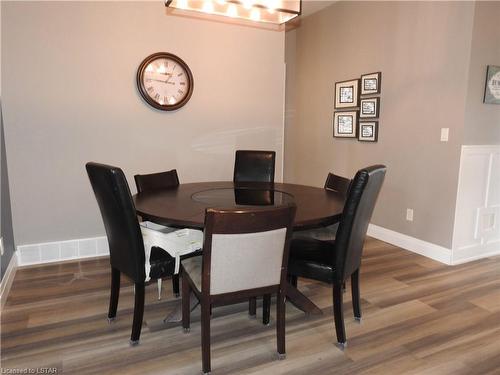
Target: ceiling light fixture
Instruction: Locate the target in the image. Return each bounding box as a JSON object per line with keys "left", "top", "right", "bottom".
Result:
{"left": 165, "top": 0, "right": 301, "bottom": 26}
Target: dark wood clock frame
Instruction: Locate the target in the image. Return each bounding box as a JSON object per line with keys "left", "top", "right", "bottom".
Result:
{"left": 136, "top": 52, "right": 194, "bottom": 111}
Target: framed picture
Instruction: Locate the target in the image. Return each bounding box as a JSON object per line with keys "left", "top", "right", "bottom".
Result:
{"left": 361, "top": 72, "right": 381, "bottom": 95}
{"left": 484, "top": 65, "right": 500, "bottom": 104}
{"left": 334, "top": 79, "right": 360, "bottom": 108}
{"left": 333, "top": 111, "right": 358, "bottom": 138}
{"left": 358, "top": 121, "right": 378, "bottom": 142}
{"left": 360, "top": 97, "right": 380, "bottom": 118}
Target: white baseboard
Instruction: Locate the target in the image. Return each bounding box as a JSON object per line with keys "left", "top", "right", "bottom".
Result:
{"left": 367, "top": 224, "right": 452, "bottom": 265}
{"left": 17, "top": 236, "right": 109, "bottom": 266}
{"left": 1, "top": 254, "right": 18, "bottom": 309}
{"left": 13, "top": 223, "right": 499, "bottom": 270}
{"left": 452, "top": 240, "right": 500, "bottom": 265}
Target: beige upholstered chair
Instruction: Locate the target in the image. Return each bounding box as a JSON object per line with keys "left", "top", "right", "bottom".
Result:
{"left": 181, "top": 204, "right": 296, "bottom": 374}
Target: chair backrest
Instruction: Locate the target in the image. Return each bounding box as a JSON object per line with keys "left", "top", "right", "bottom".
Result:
{"left": 86, "top": 162, "right": 146, "bottom": 282}
{"left": 233, "top": 150, "right": 276, "bottom": 183}
{"left": 234, "top": 188, "right": 274, "bottom": 206}
{"left": 134, "top": 169, "right": 179, "bottom": 193}
{"left": 334, "top": 165, "right": 386, "bottom": 281}
{"left": 324, "top": 173, "right": 351, "bottom": 196}
{"left": 202, "top": 204, "right": 296, "bottom": 296}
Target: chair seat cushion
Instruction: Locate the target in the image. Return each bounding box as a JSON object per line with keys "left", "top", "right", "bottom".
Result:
{"left": 181, "top": 255, "right": 203, "bottom": 292}
{"left": 293, "top": 223, "right": 339, "bottom": 241}
{"left": 149, "top": 247, "right": 175, "bottom": 279}
{"left": 288, "top": 238, "right": 336, "bottom": 284}
{"left": 149, "top": 248, "right": 203, "bottom": 280}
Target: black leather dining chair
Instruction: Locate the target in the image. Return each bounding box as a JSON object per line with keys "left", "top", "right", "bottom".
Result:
{"left": 86, "top": 162, "right": 178, "bottom": 345}
{"left": 134, "top": 169, "right": 200, "bottom": 299}
{"left": 287, "top": 165, "right": 386, "bottom": 348}
{"left": 294, "top": 172, "right": 351, "bottom": 242}
{"left": 134, "top": 169, "right": 180, "bottom": 194}
{"left": 324, "top": 172, "right": 352, "bottom": 195}
{"left": 181, "top": 204, "right": 296, "bottom": 374}
{"left": 233, "top": 150, "right": 276, "bottom": 183}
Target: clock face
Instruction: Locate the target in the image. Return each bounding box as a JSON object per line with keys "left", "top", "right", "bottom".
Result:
{"left": 137, "top": 52, "right": 194, "bottom": 111}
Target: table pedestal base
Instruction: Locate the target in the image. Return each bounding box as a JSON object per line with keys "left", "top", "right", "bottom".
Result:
{"left": 286, "top": 283, "right": 323, "bottom": 315}
{"left": 163, "top": 282, "right": 322, "bottom": 325}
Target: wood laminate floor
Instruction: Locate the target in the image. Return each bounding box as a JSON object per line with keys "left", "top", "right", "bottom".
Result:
{"left": 1, "top": 238, "right": 500, "bottom": 374}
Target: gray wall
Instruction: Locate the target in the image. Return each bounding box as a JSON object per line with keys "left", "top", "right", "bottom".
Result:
{"left": 1, "top": 4, "right": 16, "bottom": 280}
{"left": 1, "top": 104, "right": 15, "bottom": 279}
{"left": 2, "top": 1, "right": 286, "bottom": 245}
{"left": 464, "top": 1, "right": 500, "bottom": 145}
{"left": 285, "top": 1, "right": 476, "bottom": 248}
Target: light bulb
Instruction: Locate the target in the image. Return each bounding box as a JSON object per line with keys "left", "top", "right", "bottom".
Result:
{"left": 202, "top": 0, "right": 214, "bottom": 13}
{"left": 227, "top": 4, "right": 238, "bottom": 17}
{"left": 250, "top": 7, "right": 260, "bottom": 21}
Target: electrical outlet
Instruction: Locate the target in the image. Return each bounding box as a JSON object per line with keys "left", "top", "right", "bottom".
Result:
{"left": 0, "top": 237, "right": 4, "bottom": 256}
{"left": 406, "top": 209, "right": 414, "bottom": 222}
{"left": 440, "top": 128, "right": 449, "bottom": 142}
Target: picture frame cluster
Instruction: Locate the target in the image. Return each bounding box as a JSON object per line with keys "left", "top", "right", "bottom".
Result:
{"left": 333, "top": 72, "right": 381, "bottom": 142}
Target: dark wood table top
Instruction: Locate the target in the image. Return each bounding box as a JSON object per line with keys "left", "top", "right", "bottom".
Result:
{"left": 134, "top": 181, "right": 345, "bottom": 230}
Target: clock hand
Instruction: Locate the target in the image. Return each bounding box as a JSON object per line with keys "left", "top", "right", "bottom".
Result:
{"left": 165, "top": 65, "right": 177, "bottom": 85}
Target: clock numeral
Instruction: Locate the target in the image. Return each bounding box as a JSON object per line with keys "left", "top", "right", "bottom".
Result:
{"left": 178, "top": 90, "right": 184, "bottom": 95}
{"left": 147, "top": 86, "right": 154, "bottom": 92}
{"left": 179, "top": 82, "right": 186, "bottom": 86}
{"left": 177, "top": 73, "right": 184, "bottom": 77}
{"left": 154, "top": 93, "right": 160, "bottom": 100}
{"left": 164, "top": 96, "right": 168, "bottom": 103}
{"left": 145, "top": 78, "right": 152, "bottom": 83}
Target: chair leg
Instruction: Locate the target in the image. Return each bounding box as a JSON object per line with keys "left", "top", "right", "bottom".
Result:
{"left": 249, "top": 297, "right": 257, "bottom": 317}
{"left": 130, "top": 282, "right": 145, "bottom": 345}
{"left": 263, "top": 294, "right": 271, "bottom": 325}
{"left": 288, "top": 275, "right": 298, "bottom": 288}
{"left": 108, "top": 268, "right": 120, "bottom": 322}
{"left": 276, "top": 289, "right": 286, "bottom": 359}
{"left": 201, "top": 300, "right": 211, "bottom": 374}
{"left": 333, "top": 282, "right": 346, "bottom": 347}
{"left": 172, "top": 274, "right": 180, "bottom": 298}
{"left": 351, "top": 269, "right": 361, "bottom": 321}
{"left": 157, "top": 278, "right": 162, "bottom": 300}
{"left": 182, "top": 273, "right": 191, "bottom": 332}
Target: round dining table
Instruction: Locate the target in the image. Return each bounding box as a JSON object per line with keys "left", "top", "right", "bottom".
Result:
{"left": 133, "top": 181, "right": 346, "bottom": 317}
{"left": 134, "top": 181, "right": 345, "bottom": 231}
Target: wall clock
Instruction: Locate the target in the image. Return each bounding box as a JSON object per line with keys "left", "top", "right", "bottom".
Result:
{"left": 136, "top": 52, "right": 194, "bottom": 111}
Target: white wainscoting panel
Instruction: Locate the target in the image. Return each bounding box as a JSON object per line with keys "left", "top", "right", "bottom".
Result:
{"left": 17, "top": 236, "right": 109, "bottom": 266}
{"left": 452, "top": 145, "right": 500, "bottom": 264}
